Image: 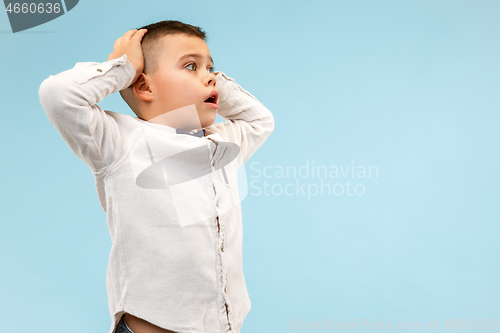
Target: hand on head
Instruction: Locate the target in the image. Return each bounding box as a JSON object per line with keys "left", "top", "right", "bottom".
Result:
{"left": 108, "top": 29, "right": 148, "bottom": 84}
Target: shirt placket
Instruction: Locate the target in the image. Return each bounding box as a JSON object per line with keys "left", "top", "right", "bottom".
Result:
{"left": 209, "top": 137, "right": 234, "bottom": 332}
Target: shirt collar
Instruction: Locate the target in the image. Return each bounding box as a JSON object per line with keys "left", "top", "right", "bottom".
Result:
{"left": 134, "top": 117, "right": 209, "bottom": 137}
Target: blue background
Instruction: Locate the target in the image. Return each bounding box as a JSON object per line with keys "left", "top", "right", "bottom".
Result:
{"left": 1, "top": 0, "right": 499, "bottom": 332}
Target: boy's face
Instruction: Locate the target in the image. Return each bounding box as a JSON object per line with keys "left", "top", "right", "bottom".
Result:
{"left": 145, "top": 33, "right": 218, "bottom": 129}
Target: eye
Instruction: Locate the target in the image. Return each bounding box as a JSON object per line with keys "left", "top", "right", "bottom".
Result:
{"left": 185, "top": 62, "right": 197, "bottom": 71}
{"left": 208, "top": 66, "right": 215, "bottom": 73}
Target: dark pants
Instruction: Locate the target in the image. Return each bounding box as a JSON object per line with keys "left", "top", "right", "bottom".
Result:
{"left": 114, "top": 314, "right": 134, "bottom": 333}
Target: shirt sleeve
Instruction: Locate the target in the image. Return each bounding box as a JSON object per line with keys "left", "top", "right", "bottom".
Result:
{"left": 38, "top": 54, "right": 136, "bottom": 173}
{"left": 210, "top": 72, "right": 275, "bottom": 169}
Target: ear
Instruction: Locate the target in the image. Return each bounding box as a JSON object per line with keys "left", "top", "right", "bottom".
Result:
{"left": 133, "top": 73, "right": 154, "bottom": 102}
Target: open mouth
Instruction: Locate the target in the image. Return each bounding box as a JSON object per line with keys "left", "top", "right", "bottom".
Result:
{"left": 204, "top": 91, "right": 218, "bottom": 105}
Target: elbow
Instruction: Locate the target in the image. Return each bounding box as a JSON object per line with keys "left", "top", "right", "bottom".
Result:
{"left": 39, "top": 75, "right": 55, "bottom": 99}
{"left": 39, "top": 76, "right": 59, "bottom": 124}
{"left": 38, "top": 75, "right": 71, "bottom": 123}
{"left": 264, "top": 106, "right": 275, "bottom": 136}
{"left": 38, "top": 75, "right": 59, "bottom": 110}
{"left": 268, "top": 111, "right": 275, "bottom": 134}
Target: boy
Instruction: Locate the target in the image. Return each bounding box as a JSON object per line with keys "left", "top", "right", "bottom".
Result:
{"left": 38, "top": 20, "right": 274, "bottom": 333}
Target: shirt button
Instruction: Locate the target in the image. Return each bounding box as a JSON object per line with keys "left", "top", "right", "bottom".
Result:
{"left": 221, "top": 245, "right": 224, "bottom": 252}
{"left": 97, "top": 68, "right": 102, "bottom": 72}
{"left": 224, "top": 287, "right": 227, "bottom": 293}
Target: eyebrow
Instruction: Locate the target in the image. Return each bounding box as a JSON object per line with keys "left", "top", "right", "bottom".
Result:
{"left": 178, "top": 53, "right": 214, "bottom": 66}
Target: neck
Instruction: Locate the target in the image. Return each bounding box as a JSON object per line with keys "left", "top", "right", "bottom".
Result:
{"left": 140, "top": 104, "right": 203, "bottom": 131}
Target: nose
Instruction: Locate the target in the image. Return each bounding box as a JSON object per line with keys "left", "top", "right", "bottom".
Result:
{"left": 204, "top": 71, "right": 216, "bottom": 87}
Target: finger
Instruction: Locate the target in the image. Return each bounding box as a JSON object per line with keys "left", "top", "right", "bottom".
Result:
{"left": 131, "top": 28, "right": 148, "bottom": 41}
{"left": 123, "top": 29, "right": 138, "bottom": 40}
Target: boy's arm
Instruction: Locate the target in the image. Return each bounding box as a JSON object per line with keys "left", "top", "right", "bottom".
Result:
{"left": 38, "top": 56, "right": 135, "bottom": 172}
{"left": 38, "top": 29, "right": 146, "bottom": 172}
{"left": 211, "top": 72, "right": 275, "bottom": 168}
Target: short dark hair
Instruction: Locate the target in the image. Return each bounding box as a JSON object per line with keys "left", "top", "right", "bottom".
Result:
{"left": 138, "top": 20, "right": 207, "bottom": 75}
{"left": 120, "top": 20, "right": 207, "bottom": 116}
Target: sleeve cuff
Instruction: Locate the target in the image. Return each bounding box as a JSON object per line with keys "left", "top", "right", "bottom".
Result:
{"left": 215, "top": 71, "right": 264, "bottom": 117}
{"left": 72, "top": 54, "right": 136, "bottom": 90}
{"left": 215, "top": 72, "right": 234, "bottom": 105}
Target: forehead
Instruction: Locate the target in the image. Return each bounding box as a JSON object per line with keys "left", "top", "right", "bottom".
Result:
{"left": 158, "top": 34, "right": 213, "bottom": 63}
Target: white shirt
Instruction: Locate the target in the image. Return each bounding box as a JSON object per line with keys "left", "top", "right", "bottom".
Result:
{"left": 38, "top": 54, "right": 275, "bottom": 333}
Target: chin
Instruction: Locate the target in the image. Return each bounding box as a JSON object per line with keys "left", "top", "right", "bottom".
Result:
{"left": 201, "top": 113, "right": 217, "bottom": 128}
{"left": 201, "top": 120, "right": 216, "bottom": 129}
